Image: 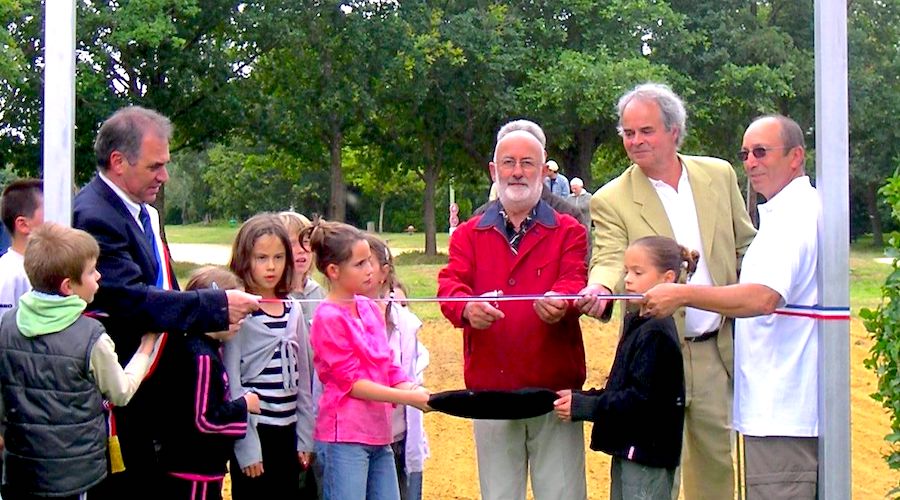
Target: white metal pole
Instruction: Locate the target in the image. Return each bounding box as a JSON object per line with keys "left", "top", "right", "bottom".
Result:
{"left": 814, "top": 0, "right": 851, "bottom": 498}
{"left": 42, "top": 1, "right": 77, "bottom": 226}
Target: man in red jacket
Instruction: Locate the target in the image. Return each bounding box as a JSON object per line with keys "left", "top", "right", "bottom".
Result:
{"left": 437, "top": 119, "right": 588, "bottom": 500}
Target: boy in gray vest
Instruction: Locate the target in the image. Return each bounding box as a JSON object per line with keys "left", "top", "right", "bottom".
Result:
{"left": 0, "top": 223, "right": 158, "bottom": 500}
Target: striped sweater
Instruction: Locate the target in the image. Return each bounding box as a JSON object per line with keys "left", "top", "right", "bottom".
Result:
{"left": 223, "top": 299, "right": 314, "bottom": 468}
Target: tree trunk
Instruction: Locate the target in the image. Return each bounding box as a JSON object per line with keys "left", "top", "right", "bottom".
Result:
{"left": 557, "top": 128, "right": 601, "bottom": 190}
{"left": 864, "top": 181, "right": 884, "bottom": 247}
{"left": 379, "top": 199, "right": 386, "bottom": 233}
{"left": 327, "top": 126, "right": 346, "bottom": 222}
{"left": 423, "top": 162, "right": 439, "bottom": 256}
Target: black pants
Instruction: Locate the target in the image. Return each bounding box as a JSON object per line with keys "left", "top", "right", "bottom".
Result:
{"left": 90, "top": 404, "right": 162, "bottom": 500}
{"left": 230, "top": 423, "right": 310, "bottom": 499}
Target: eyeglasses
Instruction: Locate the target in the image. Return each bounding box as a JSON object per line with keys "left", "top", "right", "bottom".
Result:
{"left": 737, "top": 146, "right": 791, "bottom": 162}
{"left": 498, "top": 158, "right": 539, "bottom": 172}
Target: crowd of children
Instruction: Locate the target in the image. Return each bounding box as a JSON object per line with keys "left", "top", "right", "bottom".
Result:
{"left": 0, "top": 178, "right": 692, "bottom": 500}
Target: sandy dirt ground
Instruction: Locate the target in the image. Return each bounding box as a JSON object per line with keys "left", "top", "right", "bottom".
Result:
{"left": 221, "top": 313, "right": 897, "bottom": 499}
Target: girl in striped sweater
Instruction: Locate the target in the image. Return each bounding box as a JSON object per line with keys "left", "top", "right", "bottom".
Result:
{"left": 224, "top": 214, "right": 315, "bottom": 499}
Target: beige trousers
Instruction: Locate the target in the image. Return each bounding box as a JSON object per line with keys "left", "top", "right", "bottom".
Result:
{"left": 679, "top": 338, "right": 735, "bottom": 500}
{"left": 473, "top": 412, "right": 586, "bottom": 500}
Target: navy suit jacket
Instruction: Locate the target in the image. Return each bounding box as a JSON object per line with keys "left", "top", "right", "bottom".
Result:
{"left": 73, "top": 176, "right": 228, "bottom": 361}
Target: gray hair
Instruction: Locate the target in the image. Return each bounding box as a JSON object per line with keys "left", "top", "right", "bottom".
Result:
{"left": 616, "top": 83, "right": 687, "bottom": 147}
{"left": 494, "top": 119, "right": 547, "bottom": 162}
{"left": 752, "top": 114, "right": 806, "bottom": 150}
{"left": 95, "top": 106, "right": 173, "bottom": 171}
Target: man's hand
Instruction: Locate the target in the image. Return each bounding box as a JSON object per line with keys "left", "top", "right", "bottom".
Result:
{"left": 641, "top": 283, "right": 685, "bottom": 318}
{"left": 462, "top": 291, "right": 505, "bottom": 330}
{"left": 554, "top": 389, "right": 572, "bottom": 421}
{"left": 226, "top": 290, "right": 261, "bottom": 325}
{"left": 575, "top": 284, "right": 612, "bottom": 319}
{"left": 534, "top": 291, "right": 567, "bottom": 324}
{"left": 242, "top": 461, "right": 264, "bottom": 478}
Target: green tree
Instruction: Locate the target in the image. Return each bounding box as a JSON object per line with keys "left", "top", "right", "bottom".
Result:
{"left": 512, "top": 0, "right": 692, "bottom": 187}
{"left": 367, "top": 2, "right": 524, "bottom": 255}
{"left": 848, "top": 0, "right": 900, "bottom": 246}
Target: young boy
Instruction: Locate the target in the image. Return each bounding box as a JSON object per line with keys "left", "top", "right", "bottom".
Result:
{"left": 0, "top": 179, "right": 43, "bottom": 320}
{"left": 0, "top": 223, "right": 158, "bottom": 500}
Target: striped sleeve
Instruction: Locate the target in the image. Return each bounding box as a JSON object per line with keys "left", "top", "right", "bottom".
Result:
{"left": 194, "top": 354, "right": 249, "bottom": 436}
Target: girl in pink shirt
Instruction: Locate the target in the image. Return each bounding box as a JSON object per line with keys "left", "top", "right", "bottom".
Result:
{"left": 302, "top": 220, "right": 430, "bottom": 500}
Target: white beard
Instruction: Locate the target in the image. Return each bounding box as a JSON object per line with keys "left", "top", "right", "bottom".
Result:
{"left": 498, "top": 179, "right": 542, "bottom": 213}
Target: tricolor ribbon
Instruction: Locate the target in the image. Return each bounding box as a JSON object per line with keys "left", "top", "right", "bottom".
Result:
{"left": 775, "top": 304, "right": 851, "bottom": 321}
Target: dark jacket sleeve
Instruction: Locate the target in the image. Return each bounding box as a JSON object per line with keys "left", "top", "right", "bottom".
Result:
{"left": 570, "top": 329, "right": 679, "bottom": 423}
{"left": 74, "top": 194, "right": 228, "bottom": 339}
{"left": 192, "top": 353, "right": 249, "bottom": 437}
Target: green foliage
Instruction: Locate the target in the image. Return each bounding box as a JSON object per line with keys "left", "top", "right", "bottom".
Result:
{"left": 202, "top": 141, "right": 328, "bottom": 220}
{"left": 862, "top": 171, "right": 900, "bottom": 483}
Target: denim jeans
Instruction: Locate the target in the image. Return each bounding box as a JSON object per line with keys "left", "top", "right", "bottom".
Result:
{"left": 318, "top": 441, "right": 400, "bottom": 500}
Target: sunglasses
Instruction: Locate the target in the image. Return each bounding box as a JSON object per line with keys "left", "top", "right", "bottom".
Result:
{"left": 737, "top": 146, "right": 791, "bottom": 162}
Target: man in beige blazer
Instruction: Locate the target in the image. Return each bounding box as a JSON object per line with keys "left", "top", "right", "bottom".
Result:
{"left": 578, "top": 83, "right": 756, "bottom": 499}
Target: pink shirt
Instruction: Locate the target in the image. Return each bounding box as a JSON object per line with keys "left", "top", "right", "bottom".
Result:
{"left": 310, "top": 296, "right": 409, "bottom": 445}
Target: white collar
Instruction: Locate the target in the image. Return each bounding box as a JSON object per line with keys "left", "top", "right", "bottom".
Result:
{"left": 97, "top": 170, "right": 143, "bottom": 221}
{"left": 758, "top": 176, "right": 812, "bottom": 214}
{"left": 647, "top": 162, "right": 688, "bottom": 191}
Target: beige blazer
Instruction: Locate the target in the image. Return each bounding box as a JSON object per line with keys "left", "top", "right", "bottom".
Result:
{"left": 588, "top": 154, "right": 757, "bottom": 378}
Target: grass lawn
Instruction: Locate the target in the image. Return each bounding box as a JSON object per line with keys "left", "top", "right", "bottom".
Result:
{"left": 849, "top": 237, "right": 891, "bottom": 315}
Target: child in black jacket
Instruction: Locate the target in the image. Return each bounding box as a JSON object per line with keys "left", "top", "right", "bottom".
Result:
{"left": 158, "top": 267, "right": 260, "bottom": 500}
{"left": 555, "top": 236, "right": 694, "bottom": 500}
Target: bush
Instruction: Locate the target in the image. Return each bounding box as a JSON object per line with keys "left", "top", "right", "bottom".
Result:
{"left": 861, "top": 170, "right": 900, "bottom": 492}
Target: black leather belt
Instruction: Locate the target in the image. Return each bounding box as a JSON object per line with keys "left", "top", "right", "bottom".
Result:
{"left": 685, "top": 329, "right": 719, "bottom": 343}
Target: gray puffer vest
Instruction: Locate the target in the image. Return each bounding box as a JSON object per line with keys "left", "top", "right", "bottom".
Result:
{"left": 0, "top": 309, "right": 107, "bottom": 496}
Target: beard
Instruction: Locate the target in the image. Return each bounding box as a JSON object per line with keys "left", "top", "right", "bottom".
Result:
{"left": 498, "top": 178, "right": 542, "bottom": 213}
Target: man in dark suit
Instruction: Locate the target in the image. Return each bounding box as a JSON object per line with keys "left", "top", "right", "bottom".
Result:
{"left": 73, "top": 106, "right": 259, "bottom": 499}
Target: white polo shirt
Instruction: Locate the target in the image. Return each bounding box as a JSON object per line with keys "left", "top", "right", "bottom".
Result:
{"left": 648, "top": 166, "right": 721, "bottom": 336}
{"left": 734, "top": 176, "right": 819, "bottom": 437}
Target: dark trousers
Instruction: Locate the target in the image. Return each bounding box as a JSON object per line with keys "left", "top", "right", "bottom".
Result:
{"left": 90, "top": 403, "right": 162, "bottom": 500}
{"left": 230, "top": 423, "right": 311, "bottom": 499}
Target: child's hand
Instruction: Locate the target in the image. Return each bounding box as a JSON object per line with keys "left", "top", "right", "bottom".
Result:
{"left": 298, "top": 451, "right": 311, "bottom": 470}
{"left": 410, "top": 386, "right": 432, "bottom": 413}
{"left": 242, "top": 461, "right": 264, "bottom": 478}
{"left": 243, "top": 392, "right": 260, "bottom": 414}
{"left": 138, "top": 333, "right": 160, "bottom": 355}
{"left": 554, "top": 390, "right": 572, "bottom": 421}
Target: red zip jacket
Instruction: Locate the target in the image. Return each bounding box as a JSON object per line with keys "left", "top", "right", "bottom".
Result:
{"left": 438, "top": 200, "right": 587, "bottom": 391}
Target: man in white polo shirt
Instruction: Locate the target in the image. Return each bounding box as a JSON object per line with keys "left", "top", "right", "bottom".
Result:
{"left": 642, "top": 114, "right": 820, "bottom": 499}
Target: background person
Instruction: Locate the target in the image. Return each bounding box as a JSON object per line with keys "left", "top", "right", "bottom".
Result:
{"left": 544, "top": 159, "right": 571, "bottom": 197}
